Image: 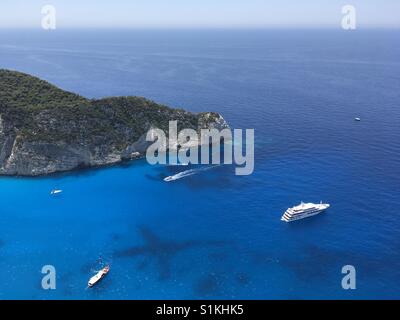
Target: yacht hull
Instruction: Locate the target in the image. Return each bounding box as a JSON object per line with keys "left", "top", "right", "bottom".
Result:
{"left": 281, "top": 203, "right": 330, "bottom": 223}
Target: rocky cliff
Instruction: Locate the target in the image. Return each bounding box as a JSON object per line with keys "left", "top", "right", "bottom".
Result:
{"left": 0, "top": 70, "right": 228, "bottom": 176}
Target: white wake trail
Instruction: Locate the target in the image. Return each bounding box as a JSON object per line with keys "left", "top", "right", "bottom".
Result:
{"left": 164, "top": 165, "right": 221, "bottom": 182}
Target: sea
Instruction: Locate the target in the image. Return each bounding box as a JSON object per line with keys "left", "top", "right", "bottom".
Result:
{"left": 0, "top": 29, "right": 399, "bottom": 299}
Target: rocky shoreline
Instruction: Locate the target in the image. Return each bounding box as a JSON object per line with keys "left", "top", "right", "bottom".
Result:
{"left": 0, "top": 70, "right": 228, "bottom": 176}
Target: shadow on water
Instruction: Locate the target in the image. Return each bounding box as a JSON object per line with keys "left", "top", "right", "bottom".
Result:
{"left": 115, "top": 225, "right": 227, "bottom": 280}
{"left": 236, "top": 273, "right": 251, "bottom": 286}
{"left": 193, "top": 273, "right": 225, "bottom": 298}
{"left": 110, "top": 233, "right": 123, "bottom": 242}
{"left": 145, "top": 173, "right": 167, "bottom": 182}
{"left": 135, "top": 257, "right": 150, "bottom": 271}
{"left": 282, "top": 245, "right": 340, "bottom": 281}
{"left": 280, "top": 244, "right": 397, "bottom": 283}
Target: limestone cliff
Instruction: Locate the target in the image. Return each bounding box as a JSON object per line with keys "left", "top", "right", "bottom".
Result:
{"left": 0, "top": 70, "right": 228, "bottom": 176}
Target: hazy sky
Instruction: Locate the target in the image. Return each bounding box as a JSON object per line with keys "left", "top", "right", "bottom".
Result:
{"left": 1, "top": 0, "right": 399, "bottom": 29}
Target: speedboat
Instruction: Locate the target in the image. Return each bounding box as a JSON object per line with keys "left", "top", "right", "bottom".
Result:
{"left": 88, "top": 265, "right": 110, "bottom": 288}
{"left": 355, "top": 117, "right": 361, "bottom": 121}
{"left": 281, "top": 201, "right": 330, "bottom": 222}
{"left": 50, "top": 189, "right": 63, "bottom": 195}
{"left": 164, "top": 175, "right": 176, "bottom": 182}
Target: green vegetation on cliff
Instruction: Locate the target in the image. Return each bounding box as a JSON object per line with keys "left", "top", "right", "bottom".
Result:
{"left": 0, "top": 69, "right": 226, "bottom": 176}
{"left": 0, "top": 69, "right": 203, "bottom": 146}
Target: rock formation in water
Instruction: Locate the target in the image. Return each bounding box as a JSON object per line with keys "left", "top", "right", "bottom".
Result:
{"left": 0, "top": 69, "right": 228, "bottom": 176}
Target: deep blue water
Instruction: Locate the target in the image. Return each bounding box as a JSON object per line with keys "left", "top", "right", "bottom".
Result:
{"left": 0, "top": 30, "right": 399, "bottom": 299}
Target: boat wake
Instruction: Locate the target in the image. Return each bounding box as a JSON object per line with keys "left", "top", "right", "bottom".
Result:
{"left": 164, "top": 165, "right": 220, "bottom": 182}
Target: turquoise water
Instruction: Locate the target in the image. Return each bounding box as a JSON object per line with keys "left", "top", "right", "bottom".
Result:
{"left": 0, "top": 30, "right": 399, "bottom": 299}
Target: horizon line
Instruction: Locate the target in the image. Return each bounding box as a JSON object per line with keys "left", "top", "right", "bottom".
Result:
{"left": 1, "top": 25, "right": 400, "bottom": 31}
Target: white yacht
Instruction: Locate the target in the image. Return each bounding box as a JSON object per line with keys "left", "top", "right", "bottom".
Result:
{"left": 281, "top": 202, "right": 330, "bottom": 222}
{"left": 88, "top": 265, "right": 110, "bottom": 288}
{"left": 164, "top": 175, "right": 176, "bottom": 182}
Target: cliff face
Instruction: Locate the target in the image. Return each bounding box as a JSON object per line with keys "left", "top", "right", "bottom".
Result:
{"left": 0, "top": 70, "right": 228, "bottom": 176}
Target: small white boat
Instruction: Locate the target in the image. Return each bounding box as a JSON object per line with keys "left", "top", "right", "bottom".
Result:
{"left": 50, "top": 189, "right": 63, "bottom": 195}
{"left": 164, "top": 166, "right": 219, "bottom": 182}
{"left": 88, "top": 265, "right": 110, "bottom": 288}
{"left": 164, "top": 176, "right": 176, "bottom": 182}
{"left": 163, "top": 169, "right": 195, "bottom": 182}
{"left": 355, "top": 117, "right": 361, "bottom": 121}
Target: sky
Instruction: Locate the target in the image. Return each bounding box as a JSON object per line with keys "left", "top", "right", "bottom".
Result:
{"left": 0, "top": 0, "right": 399, "bottom": 29}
